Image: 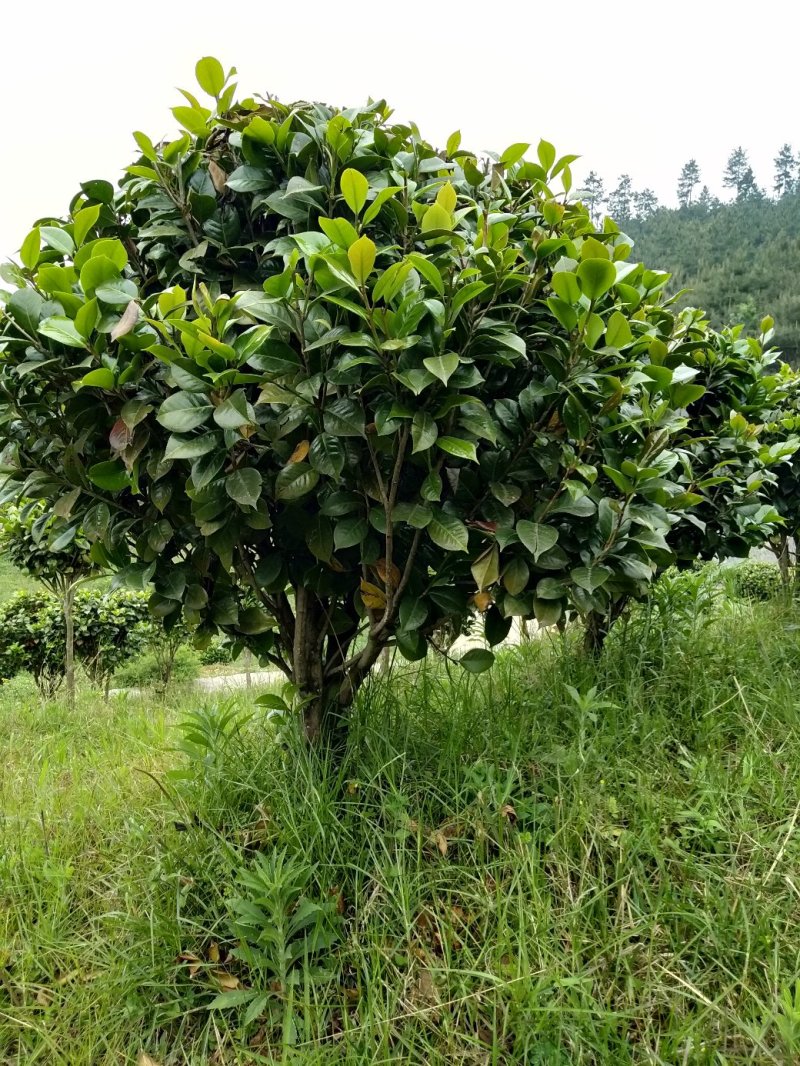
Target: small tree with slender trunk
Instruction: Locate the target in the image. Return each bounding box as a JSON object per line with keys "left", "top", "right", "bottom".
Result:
{"left": 0, "top": 501, "right": 95, "bottom": 707}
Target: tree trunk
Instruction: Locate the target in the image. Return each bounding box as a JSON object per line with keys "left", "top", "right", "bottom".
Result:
{"left": 64, "top": 582, "right": 75, "bottom": 711}
{"left": 293, "top": 587, "right": 330, "bottom": 743}
{"left": 583, "top": 610, "right": 609, "bottom": 655}
{"left": 773, "top": 533, "right": 791, "bottom": 588}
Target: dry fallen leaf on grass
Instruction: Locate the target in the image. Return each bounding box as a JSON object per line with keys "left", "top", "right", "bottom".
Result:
{"left": 214, "top": 971, "right": 240, "bottom": 990}
{"left": 137, "top": 1053, "right": 162, "bottom": 1066}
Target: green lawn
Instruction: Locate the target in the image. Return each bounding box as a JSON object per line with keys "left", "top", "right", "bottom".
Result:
{"left": 2, "top": 578, "right": 800, "bottom": 1063}
{"left": 0, "top": 555, "right": 34, "bottom": 602}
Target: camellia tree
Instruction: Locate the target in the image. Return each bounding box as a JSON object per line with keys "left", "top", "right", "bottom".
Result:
{"left": 763, "top": 360, "right": 800, "bottom": 584}
{"left": 0, "top": 59, "right": 796, "bottom": 739}
{"left": 0, "top": 500, "right": 96, "bottom": 706}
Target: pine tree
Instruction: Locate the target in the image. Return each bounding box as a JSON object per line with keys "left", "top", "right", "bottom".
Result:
{"left": 607, "top": 174, "right": 633, "bottom": 220}
{"left": 633, "top": 188, "right": 659, "bottom": 219}
{"left": 580, "top": 171, "right": 605, "bottom": 224}
{"left": 677, "top": 159, "right": 701, "bottom": 206}
{"left": 697, "top": 185, "right": 719, "bottom": 212}
{"left": 723, "top": 147, "right": 761, "bottom": 200}
{"left": 773, "top": 143, "right": 795, "bottom": 197}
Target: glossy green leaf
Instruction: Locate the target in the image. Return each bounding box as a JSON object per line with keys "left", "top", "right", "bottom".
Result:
{"left": 459, "top": 648, "right": 495, "bottom": 674}
{"left": 516, "top": 521, "right": 558, "bottom": 561}
{"left": 226, "top": 467, "right": 262, "bottom": 508}
{"left": 37, "top": 317, "right": 85, "bottom": 348}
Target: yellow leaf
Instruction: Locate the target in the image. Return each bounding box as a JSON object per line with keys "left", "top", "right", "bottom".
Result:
{"left": 435, "top": 182, "right": 457, "bottom": 215}
{"left": 347, "top": 234, "right": 376, "bottom": 286}
{"left": 360, "top": 579, "right": 387, "bottom": 611}
{"left": 375, "top": 558, "right": 401, "bottom": 589}
{"left": 208, "top": 941, "right": 220, "bottom": 963}
{"left": 289, "top": 439, "right": 310, "bottom": 463}
{"left": 434, "top": 830, "right": 448, "bottom": 856}
{"left": 137, "top": 1055, "right": 162, "bottom": 1066}
{"left": 215, "top": 971, "right": 240, "bottom": 990}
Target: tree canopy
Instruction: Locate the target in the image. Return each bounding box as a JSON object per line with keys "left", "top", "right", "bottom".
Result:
{"left": 0, "top": 58, "right": 797, "bottom": 739}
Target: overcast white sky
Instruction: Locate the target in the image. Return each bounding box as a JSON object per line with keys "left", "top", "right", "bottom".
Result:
{"left": 1, "top": 0, "right": 797, "bottom": 259}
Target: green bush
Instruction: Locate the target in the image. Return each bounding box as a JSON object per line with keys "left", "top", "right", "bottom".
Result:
{"left": 74, "top": 589, "right": 151, "bottom": 691}
{"left": 197, "top": 638, "right": 233, "bottom": 666}
{"left": 729, "top": 560, "right": 783, "bottom": 601}
{"left": 113, "top": 644, "right": 199, "bottom": 689}
{"left": 0, "top": 587, "right": 153, "bottom": 695}
{"left": 0, "top": 591, "right": 64, "bottom": 695}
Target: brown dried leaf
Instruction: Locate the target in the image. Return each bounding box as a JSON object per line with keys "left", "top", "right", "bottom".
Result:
{"left": 214, "top": 971, "right": 240, "bottom": 991}
{"left": 501, "top": 803, "right": 517, "bottom": 823}
{"left": 208, "top": 159, "right": 228, "bottom": 194}
{"left": 110, "top": 300, "right": 139, "bottom": 342}
{"left": 208, "top": 941, "right": 220, "bottom": 964}
{"left": 375, "top": 558, "right": 401, "bottom": 589}
{"left": 289, "top": 439, "right": 310, "bottom": 463}
{"left": 434, "top": 830, "right": 449, "bottom": 856}
{"left": 35, "top": 988, "right": 52, "bottom": 1007}
{"left": 137, "top": 1055, "right": 162, "bottom": 1066}
{"left": 178, "top": 951, "right": 202, "bottom": 979}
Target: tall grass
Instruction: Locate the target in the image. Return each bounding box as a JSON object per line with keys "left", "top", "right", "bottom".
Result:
{"left": 2, "top": 582, "right": 800, "bottom": 1063}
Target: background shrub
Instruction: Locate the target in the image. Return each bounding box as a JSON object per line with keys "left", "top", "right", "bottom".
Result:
{"left": 728, "top": 560, "right": 783, "bottom": 601}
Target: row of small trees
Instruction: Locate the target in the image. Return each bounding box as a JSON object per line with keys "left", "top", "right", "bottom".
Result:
{"left": 0, "top": 58, "right": 799, "bottom": 741}
{"left": 0, "top": 586, "right": 150, "bottom": 696}
{"left": 581, "top": 145, "right": 800, "bottom": 224}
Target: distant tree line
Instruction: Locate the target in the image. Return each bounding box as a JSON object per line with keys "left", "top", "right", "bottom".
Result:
{"left": 578, "top": 146, "right": 800, "bottom": 363}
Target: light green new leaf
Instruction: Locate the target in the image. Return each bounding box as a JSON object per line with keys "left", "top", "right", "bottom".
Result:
{"left": 37, "top": 316, "right": 85, "bottom": 348}
{"left": 20, "top": 227, "right": 40, "bottom": 271}
{"left": 196, "top": 56, "right": 226, "bottom": 96}
{"left": 319, "top": 216, "right": 358, "bottom": 249}
{"left": 605, "top": 310, "right": 633, "bottom": 349}
{"left": 348, "top": 235, "right": 376, "bottom": 286}
{"left": 577, "top": 258, "right": 616, "bottom": 300}
{"left": 421, "top": 203, "right": 452, "bottom": 234}
{"left": 340, "top": 168, "right": 369, "bottom": 215}
{"left": 423, "top": 353, "right": 459, "bottom": 385}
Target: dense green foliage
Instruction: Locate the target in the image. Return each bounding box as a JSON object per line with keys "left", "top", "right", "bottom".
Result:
{"left": 625, "top": 194, "right": 800, "bottom": 362}
{"left": 3, "top": 580, "right": 800, "bottom": 1061}
{"left": 728, "top": 559, "right": 783, "bottom": 601}
{"left": 1, "top": 59, "right": 797, "bottom": 739}
{"left": 0, "top": 587, "right": 150, "bottom": 694}
{"left": 0, "top": 500, "right": 94, "bottom": 594}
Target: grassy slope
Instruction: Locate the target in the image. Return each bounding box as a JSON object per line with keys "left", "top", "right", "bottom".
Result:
{"left": 2, "top": 587, "right": 800, "bottom": 1063}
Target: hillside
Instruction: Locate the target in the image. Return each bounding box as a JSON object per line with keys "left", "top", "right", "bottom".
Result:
{"left": 624, "top": 193, "right": 800, "bottom": 363}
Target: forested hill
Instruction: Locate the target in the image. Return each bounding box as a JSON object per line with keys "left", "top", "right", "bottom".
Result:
{"left": 623, "top": 194, "right": 800, "bottom": 364}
